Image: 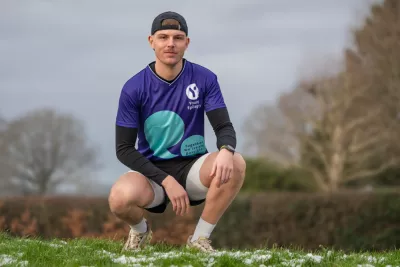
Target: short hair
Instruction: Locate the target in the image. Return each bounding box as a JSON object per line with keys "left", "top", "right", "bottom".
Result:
{"left": 161, "top": 19, "right": 181, "bottom": 29}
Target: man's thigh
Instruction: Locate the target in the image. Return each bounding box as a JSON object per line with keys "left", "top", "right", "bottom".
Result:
{"left": 185, "top": 152, "right": 218, "bottom": 201}
{"left": 186, "top": 151, "right": 244, "bottom": 196}
{"left": 127, "top": 170, "right": 165, "bottom": 209}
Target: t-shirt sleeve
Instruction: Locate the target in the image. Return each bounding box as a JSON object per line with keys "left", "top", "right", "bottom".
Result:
{"left": 116, "top": 87, "right": 140, "bottom": 128}
{"left": 204, "top": 74, "right": 227, "bottom": 112}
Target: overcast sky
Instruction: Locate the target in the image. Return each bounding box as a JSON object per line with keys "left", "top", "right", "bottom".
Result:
{"left": 1, "top": 0, "right": 381, "bottom": 187}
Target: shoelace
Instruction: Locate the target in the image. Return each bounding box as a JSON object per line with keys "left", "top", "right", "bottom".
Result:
{"left": 128, "top": 232, "right": 143, "bottom": 248}
{"left": 197, "top": 238, "right": 214, "bottom": 251}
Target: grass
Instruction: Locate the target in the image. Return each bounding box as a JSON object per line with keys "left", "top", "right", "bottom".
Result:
{"left": 0, "top": 232, "right": 399, "bottom": 267}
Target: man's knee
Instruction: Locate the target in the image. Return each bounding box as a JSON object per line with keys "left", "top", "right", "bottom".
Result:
{"left": 108, "top": 172, "right": 154, "bottom": 214}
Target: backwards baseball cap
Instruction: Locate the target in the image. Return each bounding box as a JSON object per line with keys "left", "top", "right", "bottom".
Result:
{"left": 151, "top": 11, "right": 188, "bottom": 36}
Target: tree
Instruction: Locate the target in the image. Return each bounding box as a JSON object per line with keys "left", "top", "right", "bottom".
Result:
{"left": 242, "top": 104, "right": 300, "bottom": 167}
{"left": 0, "top": 116, "right": 6, "bottom": 129}
{"left": 0, "top": 116, "right": 15, "bottom": 195}
{"left": 344, "top": 0, "right": 400, "bottom": 186}
{"left": 1, "top": 108, "right": 100, "bottom": 195}
{"left": 244, "top": 0, "right": 400, "bottom": 192}
{"left": 347, "top": 0, "right": 400, "bottom": 102}
{"left": 302, "top": 73, "right": 398, "bottom": 191}
{"left": 345, "top": 0, "right": 400, "bottom": 136}
{"left": 246, "top": 69, "right": 398, "bottom": 192}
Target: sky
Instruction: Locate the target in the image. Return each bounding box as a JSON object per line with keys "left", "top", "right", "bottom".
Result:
{"left": 0, "top": 0, "right": 381, "bottom": 190}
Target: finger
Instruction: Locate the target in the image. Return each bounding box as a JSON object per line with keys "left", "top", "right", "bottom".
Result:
{"left": 226, "top": 167, "right": 233, "bottom": 182}
{"left": 180, "top": 196, "right": 187, "bottom": 216}
{"left": 227, "top": 168, "right": 233, "bottom": 183}
{"left": 177, "top": 197, "right": 184, "bottom": 216}
{"left": 175, "top": 198, "right": 182, "bottom": 216}
{"left": 224, "top": 169, "right": 232, "bottom": 185}
{"left": 226, "top": 169, "right": 231, "bottom": 184}
{"left": 210, "top": 162, "right": 216, "bottom": 177}
{"left": 223, "top": 167, "right": 230, "bottom": 184}
{"left": 182, "top": 196, "right": 188, "bottom": 216}
{"left": 185, "top": 194, "right": 190, "bottom": 214}
{"left": 171, "top": 198, "right": 177, "bottom": 213}
{"left": 219, "top": 167, "right": 226, "bottom": 185}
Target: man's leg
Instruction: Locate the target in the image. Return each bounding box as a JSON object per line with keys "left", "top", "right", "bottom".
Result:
{"left": 186, "top": 152, "right": 246, "bottom": 250}
{"left": 108, "top": 171, "right": 165, "bottom": 250}
{"left": 199, "top": 152, "right": 246, "bottom": 223}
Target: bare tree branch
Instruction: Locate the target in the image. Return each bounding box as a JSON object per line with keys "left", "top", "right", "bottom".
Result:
{"left": 1, "top": 108, "right": 101, "bottom": 195}
{"left": 346, "top": 158, "right": 399, "bottom": 182}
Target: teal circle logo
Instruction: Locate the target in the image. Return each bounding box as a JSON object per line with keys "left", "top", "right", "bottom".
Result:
{"left": 144, "top": 111, "right": 184, "bottom": 159}
{"left": 144, "top": 110, "right": 207, "bottom": 159}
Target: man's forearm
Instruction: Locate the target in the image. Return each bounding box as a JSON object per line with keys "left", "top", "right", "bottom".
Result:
{"left": 214, "top": 121, "right": 236, "bottom": 149}
{"left": 206, "top": 107, "right": 237, "bottom": 149}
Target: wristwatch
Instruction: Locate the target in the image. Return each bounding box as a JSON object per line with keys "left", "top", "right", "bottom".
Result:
{"left": 220, "top": 145, "right": 235, "bottom": 154}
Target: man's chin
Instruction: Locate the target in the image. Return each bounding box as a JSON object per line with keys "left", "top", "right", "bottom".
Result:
{"left": 162, "top": 57, "right": 182, "bottom": 66}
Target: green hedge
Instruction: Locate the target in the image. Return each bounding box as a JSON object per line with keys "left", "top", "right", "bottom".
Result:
{"left": 243, "top": 157, "right": 400, "bottom": 192}
{"left": 0, "top": 191, "right": 399, "bottom": 252}
{"left": 213, "top": 191, "right": 400, "bottom": 251}
{"left": 242, "top": 157, "right": 317, "bottom": 192}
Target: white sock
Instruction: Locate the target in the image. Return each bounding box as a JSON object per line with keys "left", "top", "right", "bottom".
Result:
{"left": 130, "top": 218, "right": 147, "bottom": 234}
{"left": 191, "top": 218, "right": 216, "bottom": 242}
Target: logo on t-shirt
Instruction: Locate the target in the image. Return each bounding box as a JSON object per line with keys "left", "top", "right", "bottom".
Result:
{"left": 186, "top": 83, "right": 201, "bottom": 110}
{"left": 144, "top": 110, "right": 206, "bottom": 159}
{"left": 186, "top": 83, "right": 199, "bottom": 100}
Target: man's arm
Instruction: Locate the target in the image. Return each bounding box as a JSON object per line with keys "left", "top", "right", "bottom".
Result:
{"left": 115, "top": 87, "right": 169, "bottom": 186}
{"left": 116, "top": 84, "right": 190, "bottom": 215}
{"left": 204, "top": 73, "right": 237, "bottom": 151}
{"left": 203, "top": 73, "right": 237, "bottom": 186}
{"left": 206, "top": 107, "right": 236, "bottom": 150}
{"left": 116, "top": 124, "right": 190, "bottom": 215}
{"left": 115, "top": 125, "right": 169, "bottom": 186}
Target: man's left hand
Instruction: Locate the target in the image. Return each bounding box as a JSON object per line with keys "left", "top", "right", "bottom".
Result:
{"left": 209, "top": 149, "right": 234, "bottom": 188}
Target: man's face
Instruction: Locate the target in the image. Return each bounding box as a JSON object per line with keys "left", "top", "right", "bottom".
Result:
{"left": 149, "top": 29, "right": 190, "bottom": 66}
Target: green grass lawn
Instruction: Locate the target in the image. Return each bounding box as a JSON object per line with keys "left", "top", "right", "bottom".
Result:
{"left": 0, "top": 232, "right": 399, "bottom": 267}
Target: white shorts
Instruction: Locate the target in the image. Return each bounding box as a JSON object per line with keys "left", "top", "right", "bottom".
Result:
{"left": 128, "top": 153, "right": 210, "bottom": 209}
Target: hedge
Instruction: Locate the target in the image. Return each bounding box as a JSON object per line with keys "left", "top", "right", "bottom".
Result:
{"left": 0, "top": 191, "right": 398, "bottom": 252}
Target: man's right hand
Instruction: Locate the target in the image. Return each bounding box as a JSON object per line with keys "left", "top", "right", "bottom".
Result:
{"left": 161, "top": 175, "right": 190, "bottom": 216}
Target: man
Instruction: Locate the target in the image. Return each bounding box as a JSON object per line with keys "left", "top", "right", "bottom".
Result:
{"left": 109, "top": 11, "right": 246, "bottom": 252}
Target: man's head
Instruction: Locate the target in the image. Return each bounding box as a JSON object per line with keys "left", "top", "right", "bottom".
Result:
{"left": 148, "top": 11, "right": 190, "bottom": 66}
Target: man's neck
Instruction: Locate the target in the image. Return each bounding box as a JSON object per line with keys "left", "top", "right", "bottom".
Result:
{"left": 154, "top": 59, "right": 183, "bottom": 81}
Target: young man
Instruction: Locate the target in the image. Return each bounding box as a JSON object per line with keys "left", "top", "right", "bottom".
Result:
{"left": 109, "top": 11, "right": 246, "bottom": 252}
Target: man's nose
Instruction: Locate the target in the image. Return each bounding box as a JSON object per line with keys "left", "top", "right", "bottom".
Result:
{"left": 167, "top": 37, "right": 175, "bottom": 47}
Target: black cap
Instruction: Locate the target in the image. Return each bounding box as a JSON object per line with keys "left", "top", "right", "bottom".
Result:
{"left": 151, "top": 11, "right": 188, "bottom": 36}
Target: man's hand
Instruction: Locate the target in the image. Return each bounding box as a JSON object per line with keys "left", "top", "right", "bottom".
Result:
{"left": 161, "top": 175, "right": 190, "bottom": 216}
{"left": 210, "top": 149, "right": 234, "bottom": 188}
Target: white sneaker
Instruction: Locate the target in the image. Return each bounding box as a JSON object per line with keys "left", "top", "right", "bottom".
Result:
{"left": 122, "top": 221, "right": 152, "bottom": 251}
{"left": 186, "top": 235, "right": 215, "bottom": 252}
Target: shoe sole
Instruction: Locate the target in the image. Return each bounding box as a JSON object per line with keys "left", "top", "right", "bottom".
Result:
{"left": 186, "top": 243, "right": 215, "bottom": 253}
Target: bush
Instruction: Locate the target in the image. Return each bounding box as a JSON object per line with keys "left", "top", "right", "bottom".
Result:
{"left": 242, "top": 157, "right": 317, "bottom": 192}
{"left": 0, "top": 191, "right": 399, "bottom": 252}
{"left": 233, "top": 191, "right": 400, "bottom": 252}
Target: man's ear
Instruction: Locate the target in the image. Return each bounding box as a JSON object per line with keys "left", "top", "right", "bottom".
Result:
{"left": 186, "top": 37, "right": 190, "bottom": 48}
{"left": 148, "top": 35, "right": 154, "bottom": 50}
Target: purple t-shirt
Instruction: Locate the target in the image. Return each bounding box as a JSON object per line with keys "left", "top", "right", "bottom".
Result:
{"left": 116, "top": 60, "right": 226, "bottom": 161}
